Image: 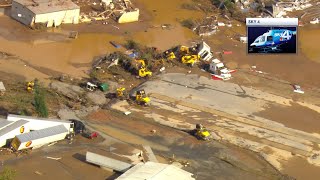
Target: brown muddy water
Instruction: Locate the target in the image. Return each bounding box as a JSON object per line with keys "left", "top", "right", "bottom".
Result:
{"left": 0, "top": 1, "right": 320, "bottom": 179}
{"left": 282, "top": 156, "right": 320, "bottom": 180}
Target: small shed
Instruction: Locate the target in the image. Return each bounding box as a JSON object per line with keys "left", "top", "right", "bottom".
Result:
{"left": 11, "top": 0, "right": 80, "bottom": 28}
{"left": 0, "top": 81, "right": 5, "bottom": 96}
{"left": 116, "top": 162, "right": 195, "bottom": 180}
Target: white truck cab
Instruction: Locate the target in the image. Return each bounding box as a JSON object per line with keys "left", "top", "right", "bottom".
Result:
{"left": 209, "top": 59, "right": 231, "bottom": 80}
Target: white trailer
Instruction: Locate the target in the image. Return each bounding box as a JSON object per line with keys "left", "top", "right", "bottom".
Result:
{"left": 7, "top": 114, "right": 74, "bottom": 133}
{"left": 197, "top": 41, "right": 214, "bottom": 61}
{"left": 0, "top": 119, "right": 14, "bottom": 130}
{"left": 11, "top": 124, "right": 69, "bottom": 151}
{"left": 0, "top": 120, "right": 30, "bottom": 147}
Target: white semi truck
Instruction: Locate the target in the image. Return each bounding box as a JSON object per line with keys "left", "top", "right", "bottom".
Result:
{"left": 196, "top": 42, "right": 233, "bottom": 80}
{"left": 0, "top": 120, "right": 30, "bottom": 147}
{"left": 7, "top": 114, "right": 74, "bottom": 133}
{"left": 11, "top": 124, "right": 70, "bottom": 151}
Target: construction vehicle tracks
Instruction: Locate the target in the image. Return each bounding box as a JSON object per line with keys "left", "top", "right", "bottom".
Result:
{"left": 149, "top": 93, "right": 320, "bottom": 158}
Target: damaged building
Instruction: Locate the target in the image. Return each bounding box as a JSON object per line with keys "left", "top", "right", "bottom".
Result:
{"left": 11, "top": 0, "right": 80, "bottom": 28}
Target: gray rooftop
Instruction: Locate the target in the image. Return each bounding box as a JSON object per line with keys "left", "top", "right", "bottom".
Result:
{"left": 15, "top": 124, "right": 68, "bottom": 143}
{"left": 13, "top": 0, "right": 79, "bottom": 15}
{"left": 116, "top": 162, "right": 195, "bottom": 180}
{"left": 0, "top": 120, "right": 29, "bottom": 137}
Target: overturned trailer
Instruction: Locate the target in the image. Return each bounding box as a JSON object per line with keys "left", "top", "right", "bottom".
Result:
{"left": 7, "top": 114, "right": 74, "bottom": 133}
{"left": 11, "top": 124, "right": 70, "bottom": 151}
{"left": 0, "top": 120, "right": 30, "bottom": 147}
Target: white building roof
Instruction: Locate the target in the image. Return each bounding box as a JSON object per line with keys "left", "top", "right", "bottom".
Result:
{"left": 0, "top": 120, "right": 29, "bottom": 137}
{"left": 116, "top": 162, "right": 195, "bottom": 180}
{"left": 15, "top": 124, "right": 68, "bottom": 143}
{"left": 13, "top": 0, "right": 79, "bottom": 15}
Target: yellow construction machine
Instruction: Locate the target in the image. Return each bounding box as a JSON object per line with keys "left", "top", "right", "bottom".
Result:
{"left": 181, "top": 54, "right": 200, "bottom": 67}
{"left": 193, "top": 124, "right": 211, "bottom": 141}
{"left": 164, "top": 45, "right": 199, "bottom": 66}
{"left": 116, "top": 87, "right": 127, "bottom": 100}
{"left": 135, "top": 60, "right": 152, "bottom": 78}
{"left": 26, "top": 81, "right": 35, "bottom": 92}
{"left": 165, "top": 51, "right": 176, "bottom": 60}
{"left": 135, "top": 89, "right": 150, "bottom": 106}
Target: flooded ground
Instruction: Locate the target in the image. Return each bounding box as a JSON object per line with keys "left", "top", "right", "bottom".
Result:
{"left": 0, "top": 0, "right": 320, "bottom": 179}
{"left": 258, "top": 103, "right": 320, "bottom": 134}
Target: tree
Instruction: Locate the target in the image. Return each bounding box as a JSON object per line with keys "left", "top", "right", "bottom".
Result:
{"left": 33, "top": 79, "right": 48, "bottom": 118}
{"left": 0, "top": 167, "right": 16, "bottom": 180}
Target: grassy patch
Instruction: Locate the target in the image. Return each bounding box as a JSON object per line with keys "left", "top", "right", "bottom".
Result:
{"left": 124, "top": 40, "right": 142, "bottom": 50}
{"left": 0, "top": 167, "right": 16, "bottom": 180}
{"left": 180, "top": 19, "right": 195, "bottom": 29}
{"left": 181, "top": 3, "right": 198, "bottom": 10}
{"left": 34, "top": 80, "right": 48, "bottom": 118}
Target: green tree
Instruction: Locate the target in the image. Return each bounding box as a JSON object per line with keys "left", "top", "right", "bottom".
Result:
{"left": 0, "top": 167, "right": 16, "bottom": 180}
{"left": 34, "top": 79, "right": 48, "bottom": 118}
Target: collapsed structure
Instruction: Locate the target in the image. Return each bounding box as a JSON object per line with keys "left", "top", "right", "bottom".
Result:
{"left": 85, "top": 145, "right": 195, "bottom": 180}
{"left": 80, "top": 0, "right": 140, "bottom": 24}
{"left": 11, "top": 0, "right": 80, "bottom": 28}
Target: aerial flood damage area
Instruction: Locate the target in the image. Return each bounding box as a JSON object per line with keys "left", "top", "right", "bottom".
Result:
{"left": 0, "top": 0, "right": 320, "bottom": 179}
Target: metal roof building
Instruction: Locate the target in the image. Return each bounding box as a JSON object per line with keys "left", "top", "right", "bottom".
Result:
{"left": 11, "top": 0, "right": 80, "bottom": 28}
{"left": 116, "top": 162, "right": 195, "bottom": 180}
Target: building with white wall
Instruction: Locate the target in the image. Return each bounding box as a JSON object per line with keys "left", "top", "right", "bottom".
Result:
{"left": 11, "top": 0, "right": 80, "bottom": 28}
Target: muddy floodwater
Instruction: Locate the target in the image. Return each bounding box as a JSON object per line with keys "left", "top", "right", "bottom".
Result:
{"left": 0, "top": 0, "right": 320, "bottom": 179}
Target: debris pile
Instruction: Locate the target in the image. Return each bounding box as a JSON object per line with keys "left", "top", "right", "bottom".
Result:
{"left": 78, "top": 0, "right": 140, "bottom": 24}
{"left": 193, "top": 16, "right": 218, "bottom": 37}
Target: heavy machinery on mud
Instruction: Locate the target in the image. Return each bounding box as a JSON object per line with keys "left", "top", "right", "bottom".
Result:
{"left": 164, "top": 45, "right": 200, "bottom": 67}
{"left": 135, "top": 89, "right": 150, "bottom": 106}
{"left": 193, "top": 124, "right": 211, "bottom": 141}
{"left": 120, "top": 58, "right": 152, "bottom": 78}
{"left": 135, "top": 59, "right": 152, "bottom": 78}
{"left": 116, "top": 87, "right": 128, "bottom": 100}
{"left": 165, "top": 41, "right": 234, "bottom": 80}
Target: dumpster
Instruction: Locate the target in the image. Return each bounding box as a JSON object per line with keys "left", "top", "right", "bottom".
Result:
{"left": 99, "top": 83, "right": 109, "bottom": 92}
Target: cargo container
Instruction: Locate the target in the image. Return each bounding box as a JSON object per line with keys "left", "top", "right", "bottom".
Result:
{"left": 0, "top": 119, "right": 14, "bottom": 130}
{"left": 11, "top": 124, "right": 69, "bottom": 151}
{"left": 7, "top": 114, "right": 74, "bottom": 133}
{"left": 0, "top": 120, "right": 30, "bottom": 147}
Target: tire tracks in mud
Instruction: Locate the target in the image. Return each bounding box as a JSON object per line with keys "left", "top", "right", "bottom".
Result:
{"left": 148, "top": 93, "right": 320, "bottom": 157}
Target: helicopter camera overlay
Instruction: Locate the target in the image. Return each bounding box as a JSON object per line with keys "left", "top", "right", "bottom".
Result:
{"left": 246, "top": 18, "right": 298, "bottom": 54}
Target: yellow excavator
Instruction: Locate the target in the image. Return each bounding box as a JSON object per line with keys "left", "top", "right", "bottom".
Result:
{"left": 135, "top": 60, "right": 152, "bottom": 78}
{"left": 181, "top": 54, "right": 200, "bottom": 67}
{"left": 194, "top": 124, "right": 211, "bottom": 141}
{"left": 116, "top": 87, "right": 127, "bottom": 100}
{"left": 165, "top": 51, "right": 176, "bottom": 60}
{"left": 26, "top": 81, "right": 35, "bottom": 92}
{"left": 135, "top": 89, "right": 150, "bottom": 106}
